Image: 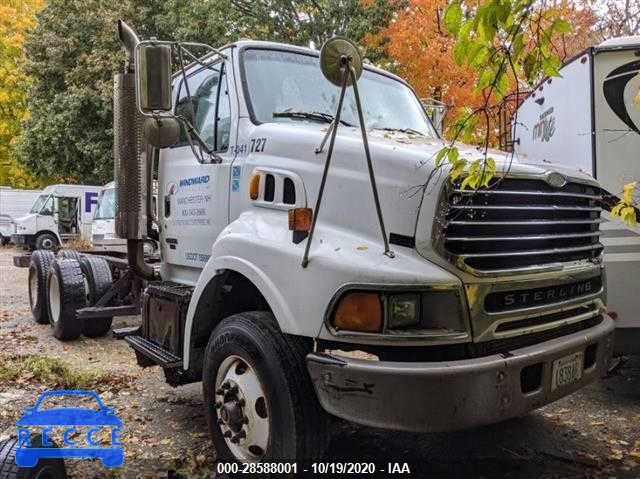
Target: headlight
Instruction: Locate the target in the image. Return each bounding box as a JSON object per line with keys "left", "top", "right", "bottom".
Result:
{"left": 388, "top": 293, "right": 420, "bottom": 329}
{"left": 331, "top": 289, "right": 463, "bottom": 334}
{"left": 333, "top": 292, "right": 383, "bottom": 333}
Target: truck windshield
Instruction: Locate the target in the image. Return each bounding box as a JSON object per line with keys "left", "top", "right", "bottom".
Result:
{"left": 242, "top": 49, "right": 437, "bottom": 138}
{"left": 94, "top": 188, "right": 115, "bottom": 220}
{"left": 30, "top": 195, "right": 53, "bottom": 215}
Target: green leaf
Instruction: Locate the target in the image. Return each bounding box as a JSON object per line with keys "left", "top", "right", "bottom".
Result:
{"left": 542, "top": 55, "right": 562, "bottom": 77}
{"left": 454, "top": 40, "right": 468, "bottom": 65}
{"left": 447, "top": 146, "right": 459, "bottom": 164}
{"left": 468, "top": 41, "right": 488, "bottom": 67}
{"left": 523, "top": 51, "right": 537, "bottom": 82}
{"left": 435, "top": 147, "right": 450, "bottom": 167}
{"left": 512, "top": 32, "right": 525, "bottom": 60}
{"left": 450, "top": 159, "right": 467, "bottom": 180}
{"left": 444, "top": 2, "right": 463, "bottom": 37}
{"left": 551, "top": 18, "right": 571, "bottom": 34}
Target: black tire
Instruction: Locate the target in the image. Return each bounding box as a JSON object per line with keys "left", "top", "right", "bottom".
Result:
{"left": 56, "top": 249, "right": 81, "bottom": 261}
{"left": 47, "top": 259, "right": 86, "bottom": 340}
{"left": 34, "top": 233, "right": 58, "bottom": 251}
{"left": 203, "top": 311, "right": 330, "bottom": 464}
{"left": 0, "top": 233, "right": 8, "bottom": 246}
{"left": 28, "top": 250, "right": 56, "bottom": 324}
{"left": 79, "top": 256, "right": 113, "bottom": 337}
{"left": 0, "top": 435, "right": 67, "bottom": 478}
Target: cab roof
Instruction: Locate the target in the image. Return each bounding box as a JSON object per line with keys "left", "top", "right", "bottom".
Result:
{"left": 183, "top": 39, "right": 408, "bottom": 86}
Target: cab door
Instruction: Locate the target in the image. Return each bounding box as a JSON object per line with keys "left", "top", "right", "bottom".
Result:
{"left": 158, "top": 56, "right": 237, "bottom": 282}
{"left": 56, "top": 196, "right": 79, "bottom": 237}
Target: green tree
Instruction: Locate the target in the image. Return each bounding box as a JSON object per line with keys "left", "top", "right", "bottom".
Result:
{"left": 17, "top": 0, "right": 400, "bottom": 184}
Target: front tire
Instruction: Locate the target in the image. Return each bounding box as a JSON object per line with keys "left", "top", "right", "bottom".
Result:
{"left": 47, "top": 259, "right": 86, "bottom": 340}
{"left": 203, "top": 311, "right": 329, "bottom": 464}
{"left": 34, "top": 233, "right": 58, "bottom": 251}
{"left": 28, "top": 250, "right": 56, "bottom": 324}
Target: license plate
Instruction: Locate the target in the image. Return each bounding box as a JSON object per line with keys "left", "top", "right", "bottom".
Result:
{"left": 551, "top": 352, "right": 584, "bottom": 391}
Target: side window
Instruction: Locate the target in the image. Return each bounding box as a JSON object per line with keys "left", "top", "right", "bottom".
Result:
{"left": 173, "top": 62, "right": 230, "bottom": 152}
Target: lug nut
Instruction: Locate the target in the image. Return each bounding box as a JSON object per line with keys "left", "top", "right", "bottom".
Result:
{"left": 237, "top": 399, "right": 245, "bottom": 407}
{"left": 222, "top": 382, "right": 230, "bottom": 390}
{"left": 230, "top": 430, "right": 246, "bottom": 443}
{"left": 223, "top": 430, "right": 232, "bottom": 438}
{"left": 215, "top": 388, "right": 224, "bottom": 395}
{"left": 215, "top": 401, "right": 222, "bottom": 409}
{"left": 229, "top": 385, "right": 238, "bottom": 394}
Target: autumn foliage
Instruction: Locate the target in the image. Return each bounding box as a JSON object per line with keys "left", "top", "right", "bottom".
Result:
{"left": 367, "top": 0, "right": 602, "bottom": 140}
{"left": 0, "top": 0, "right": 43, "bottom": 188}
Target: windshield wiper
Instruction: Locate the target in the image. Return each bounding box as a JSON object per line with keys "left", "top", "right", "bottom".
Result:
{"left": 273, "top": 110, "right": 354, "bottom": 127}
{"left": 376, "top": 127, "right": 426, "bottom": 137}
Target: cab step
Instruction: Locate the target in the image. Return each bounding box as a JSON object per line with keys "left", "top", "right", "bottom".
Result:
{"left": 124, "top": 335, "right": 182, "bottom": 368}
{"left": 112, "top": 325, "right": 140, "bottom": 339}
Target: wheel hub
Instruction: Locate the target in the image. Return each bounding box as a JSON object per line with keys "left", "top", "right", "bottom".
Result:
{"left": 215, "top": 356, "right": 270, "bottom": 461}
{"left": 219, "top": 387, "right": 245, "bottom": 432}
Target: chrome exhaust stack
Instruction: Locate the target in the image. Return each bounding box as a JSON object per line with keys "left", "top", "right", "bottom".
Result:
{"left": 114, "top": 20, "right": 157, "bottom": 280}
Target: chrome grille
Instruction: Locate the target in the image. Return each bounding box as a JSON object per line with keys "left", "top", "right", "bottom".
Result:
{"left": 439, "top": 178, "right": 604, "bottom": 272}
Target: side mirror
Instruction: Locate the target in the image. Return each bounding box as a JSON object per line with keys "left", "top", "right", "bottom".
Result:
{"left": 136, "top": 42, "right": 172, "bottom": 113}
{"left": 144, "top": 116, "right": 180, "bottom": 148}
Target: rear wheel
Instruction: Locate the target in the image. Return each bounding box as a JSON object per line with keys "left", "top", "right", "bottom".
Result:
{"left": 79, "top": 256, "right": 113, "bottom": 337}
{"left": 47, "top": 259, "right": 86, "bottom": 340}
{"left": 0, "top": 435, "right": 67, "bottom": 478}
{"left": 34, "top": 233, "right": 58, "bottom": 251}
{"left": 203, "top": 311, "right": 329, "bottom": 464}
{"left": 28, "top": 250, "right": 56, "bottom": 324}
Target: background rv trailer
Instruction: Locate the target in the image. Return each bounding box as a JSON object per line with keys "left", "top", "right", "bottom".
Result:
{"left": 512, "top": 36, "right": 640, "bottom": 354}
{"left": 0, "top": 187, "right": 43, "bottom": 244}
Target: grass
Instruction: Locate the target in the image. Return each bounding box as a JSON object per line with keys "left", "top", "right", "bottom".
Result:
{"left": 0, "top": 354, "right": 119, "bottom": 389}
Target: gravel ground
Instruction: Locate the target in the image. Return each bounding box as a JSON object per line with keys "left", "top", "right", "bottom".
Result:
{"left": 0, "top": 246, "right": 639, "bottom": 478}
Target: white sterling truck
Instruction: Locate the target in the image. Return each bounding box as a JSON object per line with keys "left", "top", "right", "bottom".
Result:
{"left": 12, "top": 183, "right": 100, "bottom": 250}
{"left": 27, "top": 22, "right": 615, "bottom": 463}
{"left": 511, "top": 36, "right": 640, "bottom": 354}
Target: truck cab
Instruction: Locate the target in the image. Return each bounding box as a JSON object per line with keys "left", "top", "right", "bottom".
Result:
{"left": 112, "top": 25, "right": 614, "bottom": 463}
{"left": 91, "top": 182, "right": 125, "bottom": 254}
{"left": 13, "top": 184, "right": 100, "bottom": 250}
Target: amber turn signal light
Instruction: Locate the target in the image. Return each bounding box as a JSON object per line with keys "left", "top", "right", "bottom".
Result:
{"left": 249, "top": 174, "right": 260, "bottom": 200}
{"left": 333, "top": 292, "right": 382, "bottom": 333}
{"left": 288, "top": 208, "right": 312, "bottom": 231}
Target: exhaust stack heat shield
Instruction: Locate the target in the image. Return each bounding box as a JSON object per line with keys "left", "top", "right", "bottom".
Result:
{"left": 113, "top": 72, "right": 146, "bottom": 240}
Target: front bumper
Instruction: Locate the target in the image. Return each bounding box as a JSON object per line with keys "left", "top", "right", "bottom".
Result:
{"left": 307, "top": 316, "right": 614, "bottom": 432}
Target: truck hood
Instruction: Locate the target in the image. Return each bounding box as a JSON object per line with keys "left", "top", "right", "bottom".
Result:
{"left": 248, "top": 122, "right": 598, "bottom": 242}
{"left": 15, "top": 213, "right": 37, "bottom": 224}
{"left": 14, "top": 213, "right": 38, "bottom": 232}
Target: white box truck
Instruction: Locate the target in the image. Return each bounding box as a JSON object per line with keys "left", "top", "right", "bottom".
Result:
{"left": 512, "top": 36, "right": 640, "bottom": 354}
{"left": 12, "top": 184, "right": 101, "bottom": 250}
{"left": 22, "top": 23, "right": 615, "bottom": 463}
